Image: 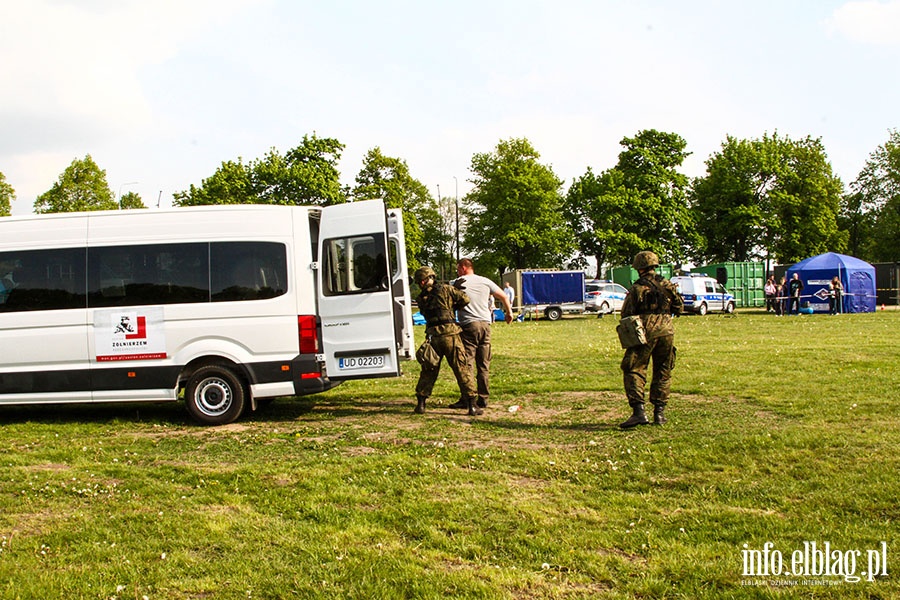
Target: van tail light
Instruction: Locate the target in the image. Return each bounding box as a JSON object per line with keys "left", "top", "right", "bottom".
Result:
{"left": 298, "top": 315, "right": 319, "bottom": 354}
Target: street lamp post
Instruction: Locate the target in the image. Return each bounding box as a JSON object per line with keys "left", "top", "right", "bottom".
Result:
{"left": 118, "top": 181, "right": 138, "bottom": 209}
{"left": 453, "top": 176, "right": 459, "bottom": 262}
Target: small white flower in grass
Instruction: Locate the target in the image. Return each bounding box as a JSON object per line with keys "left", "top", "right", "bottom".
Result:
{"left": 679, "top": 528, "right": 686, "bottom": 534}
{"left": 161, "top": 552, "right": 167, "bottom": 559}
{"left": 117, "top": 585, "right": 126, "bottom": 593}
{"left": 541, "top": 562, "right": 550, "bottom": 570}
{"left": 508, "top": 405, "right": 520, "bottom": 413}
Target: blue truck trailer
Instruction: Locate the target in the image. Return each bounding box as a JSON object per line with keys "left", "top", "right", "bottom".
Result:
{"left": 501, "top": 269, "right": 586, "bottom": 320}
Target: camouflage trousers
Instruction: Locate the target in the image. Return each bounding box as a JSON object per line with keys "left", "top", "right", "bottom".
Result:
{"left": 621, "top": 334, "right": 676, "bottom": 408}
{"left": 415, "top": 333, "right": 477, "bottom": 401}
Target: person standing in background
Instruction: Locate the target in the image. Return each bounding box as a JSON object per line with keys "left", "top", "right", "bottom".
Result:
{"left": 503, "top": 281, "right": 516, "bottom": 313}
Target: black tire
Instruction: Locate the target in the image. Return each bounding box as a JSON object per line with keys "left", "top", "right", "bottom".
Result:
{"left": 698, "top": 302, "right": 708, "bottom": 316}
{"left": 184, "top": 365, "right": 246, "bottom": 426}
{"left": 725, "top": 302, "right": 735, "bottom": 314}
{"left": 545, "top": 307, "right": 563, "bottom": 321}
{"left": 600, "top": 301, "right": 610, "bottom": 313}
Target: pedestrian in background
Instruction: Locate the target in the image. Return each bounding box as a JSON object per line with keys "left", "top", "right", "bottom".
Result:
{"left": 503, "top": 280, "right": 516, "bottom": 313}
{"left": 829, "top": 276, "right": 843, "bottom": 315}
{"left": 788, "top": 273, "right": 804, "bottom": 315}
{"left": 764, "top": 275, "right": 776, "bottom": 312}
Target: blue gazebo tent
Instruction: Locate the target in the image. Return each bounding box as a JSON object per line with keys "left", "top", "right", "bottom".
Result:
{"left": 786, "top": 252, "right": 876, "bottom": 313}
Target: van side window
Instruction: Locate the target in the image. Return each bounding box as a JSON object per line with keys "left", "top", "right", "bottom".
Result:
{"left": 705, "top": 281, "right": 715, "bottom": 293}
{"left": 0, "top": 248, "right": 87, "bottom": 312}
{"left": 211, "top": 242, "right": 287, "bottom": 302}
{"left": 88, "top": 243, "right": 209, "bottom": 307}
{"left": 322, "top": 233, "right": 388, "bottom": 296}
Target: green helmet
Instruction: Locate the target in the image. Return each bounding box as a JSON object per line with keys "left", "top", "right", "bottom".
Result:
{"left": 632, "top": 251, "right": 660, "bottom": 271}
{"left": 414, "top": 266, "right": 436, "bottom": 283}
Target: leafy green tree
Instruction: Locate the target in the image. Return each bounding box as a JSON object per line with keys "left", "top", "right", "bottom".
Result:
{"left": 691, "top": 135, "right": 774, "bottom": 262}
{"left": 352, "top": 147, "right": 435, "bottom": 269}
{"left": 119, "top": 191, "right": 147, "bottom": 210}
{"left": 174, "top": 134, "right": 347, "bottom": 207}
{"left": 848, "top": 129, "right": 900, "bottom": 261}
{"left": 0, "top": 172, "right": 14, "bottom": 217}
{"left": 564, "top": 130, "right": 694, "bottom": 270}
{"left": 174, "top": 159, "right": 252, "bottom": 206}
{"left": 34, "top": 155, "right": 117, "bottom": 213}
{"left": 692, "top": 132, "right": 845, "bottom": 264}
{"left": 419, "top": 190, "right": 460, "bottom": 280}
{"left": 463, "top": 138, "right": 574, "bottom": 275}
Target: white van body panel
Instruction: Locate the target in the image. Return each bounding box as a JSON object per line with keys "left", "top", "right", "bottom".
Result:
{"left": 0, "top": 202, "right": 411, "bottom": 423}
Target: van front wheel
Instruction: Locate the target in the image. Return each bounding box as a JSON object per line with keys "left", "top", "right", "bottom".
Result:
{"left": 185, "top": 365, "right": 246, "bottom": 426}
{"left": 545, "top": 307, "right": 563, "bottom": 321}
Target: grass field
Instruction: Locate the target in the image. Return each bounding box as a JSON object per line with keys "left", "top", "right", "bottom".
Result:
{"left": 0, "top": 310, "right": 897, "bottom": 599}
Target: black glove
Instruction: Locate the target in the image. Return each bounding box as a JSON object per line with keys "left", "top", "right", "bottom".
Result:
{"left": 453, "top": 278, "right": 466, "bottom": 290}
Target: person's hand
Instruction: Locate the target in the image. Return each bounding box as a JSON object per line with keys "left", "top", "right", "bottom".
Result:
{"left": 504, "top": 311, "right": 513, "bottom": 324}
{"left": 453, "top": 278, "right": 466, "bottom": 290}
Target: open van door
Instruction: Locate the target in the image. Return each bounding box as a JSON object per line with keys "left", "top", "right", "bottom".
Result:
{"left": 387, "top": 208, "right": 414, "bottom": 361}
{"left": 317, "top": 200, "right": 411, "bottom": 380}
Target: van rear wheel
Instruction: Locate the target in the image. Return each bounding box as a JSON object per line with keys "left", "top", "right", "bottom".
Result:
{"left": 545, "top": 307, "right": 563, "bottom": 321}
{"left": 185, "top": 365, "right": 246, "bottom": 426}
{"left": 698, "top": 302, "right": 708, "bottom": 316}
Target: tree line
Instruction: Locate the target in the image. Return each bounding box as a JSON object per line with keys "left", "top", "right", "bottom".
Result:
{"left": 2, "top": 129, "right": 898, "bottom": 278}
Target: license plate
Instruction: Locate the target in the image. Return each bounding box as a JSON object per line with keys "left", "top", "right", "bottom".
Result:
{"left": 338, "top": 355, "right": 385, "bottom": 370}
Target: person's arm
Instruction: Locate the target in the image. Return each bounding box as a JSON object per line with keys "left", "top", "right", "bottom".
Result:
{"left": 491, "top": 289, "right": 514, "bottom": 324}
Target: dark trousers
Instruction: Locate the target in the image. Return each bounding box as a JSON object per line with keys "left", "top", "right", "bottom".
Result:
{"left": 460, "top": 320, "right": 492, "bottom": 405}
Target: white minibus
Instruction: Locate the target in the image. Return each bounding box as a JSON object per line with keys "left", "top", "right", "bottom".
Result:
{"left": 0, "top": 200, "right": 413, "bottom": 425}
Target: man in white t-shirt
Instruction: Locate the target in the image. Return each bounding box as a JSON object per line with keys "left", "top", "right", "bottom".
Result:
{"left": 503, "top": 281, "right": 516, "bottom": 309}
{"left": 449, "top": 258, "right": 513, "bottom": 409}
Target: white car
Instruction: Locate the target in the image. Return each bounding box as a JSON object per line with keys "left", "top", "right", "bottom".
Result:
{"left": 585, "top": 280, "right": 628, "bottom": 314}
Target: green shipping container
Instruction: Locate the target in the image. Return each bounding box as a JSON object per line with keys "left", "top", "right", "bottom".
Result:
{"left": 607, "top": 264, "right": 674, "bottom": 289}
{"left": 693, "top": 262, "right": 766, "bottom": 308}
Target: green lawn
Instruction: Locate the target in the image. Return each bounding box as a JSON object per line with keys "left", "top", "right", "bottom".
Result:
{"left": 0, "top": 310, "right": 897, "bottom": 599}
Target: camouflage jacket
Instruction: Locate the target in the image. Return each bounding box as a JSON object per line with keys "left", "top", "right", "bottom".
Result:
{"left": 417, "top": 282, "right": 469, "bottom": 336}
{"left": 621, "top": 273, "right": 684, "bottom": 340}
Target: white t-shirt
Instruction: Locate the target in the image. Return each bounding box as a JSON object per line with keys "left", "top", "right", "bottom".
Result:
{"left": 504, "top": 284, "right": 515, "bottom": 305}
{"left": 453, "top": 274, "right": 501, "bottom": 324}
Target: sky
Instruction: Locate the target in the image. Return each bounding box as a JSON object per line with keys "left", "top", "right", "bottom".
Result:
{"left": 2, "top": 0, "right": 899, "bottom": 215}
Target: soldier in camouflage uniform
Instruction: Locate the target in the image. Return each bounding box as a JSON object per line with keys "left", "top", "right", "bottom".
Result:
{"left": 619, "top": 251, "right": 684, "bottom": 428}
{"left": 413, "top": 266, "right": 481, "bottom": 416}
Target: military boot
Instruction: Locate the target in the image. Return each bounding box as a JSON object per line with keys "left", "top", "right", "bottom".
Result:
{"left": 414, "top": 395, "right": 426, "bottom": 414}
{"left": 619, "top": 404, "right": 649, "bottom": 429}
{"left": 447, "top": 398, "right": 467, "bottom": 409}
{"left": 466, "top": 397, "right": 483, "bottom": 416}
{"left": 652, "top": 404, "right": 667, "bottom": 425}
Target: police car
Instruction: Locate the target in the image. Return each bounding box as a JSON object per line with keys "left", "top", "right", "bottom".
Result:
{"left": 671, "top": 274, "right": 735, "bottom": 315}
{"left": 584, "top": 280, "right": 628, "bottom": 314}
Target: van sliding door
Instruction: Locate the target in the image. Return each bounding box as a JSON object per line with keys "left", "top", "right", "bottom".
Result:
{"left": 317, "top": 200, "right": 409, "bottom": 380}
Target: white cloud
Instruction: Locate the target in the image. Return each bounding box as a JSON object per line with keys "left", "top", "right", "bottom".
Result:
{"left": 825, "top": 0, "right": 900, "bottom": 45}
